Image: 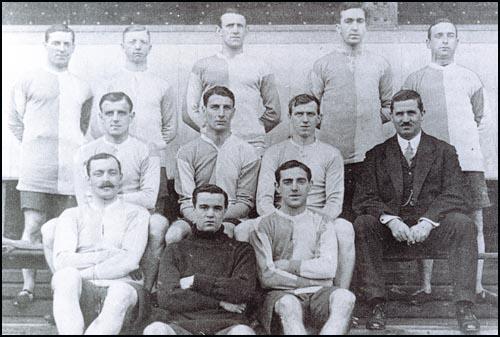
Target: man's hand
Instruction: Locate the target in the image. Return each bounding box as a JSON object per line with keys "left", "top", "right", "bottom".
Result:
{"left": 129, "top": 268, "right": 143, "bottom": 281}
{"left": 223, "top": 222, "right": 236, "bottom": 238}
{"left": 408, "top": 221, "right": 433, "bottom": 244}
{"left": 219, "top": 301, "right": 246, "bottom": 314}
{"left": 274, "top": 259, "right": 291, "bottom": 271}
{"left": 387, "top": 218, "right": 412, "bottom": 242}
{"left": 180, "top": 275, "right": 194, "bottom": 289}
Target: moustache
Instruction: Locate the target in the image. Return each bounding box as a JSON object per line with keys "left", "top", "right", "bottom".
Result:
{"left": 401, "top": 123, "right": 412, "bottom": 127}
{"left": 99, "top": 182, "right": 115, "bottom": 188}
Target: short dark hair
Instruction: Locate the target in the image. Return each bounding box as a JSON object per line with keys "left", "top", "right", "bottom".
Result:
{"left": 275, "top": 160, "right": 312, "bottom": 185}
{"left": 99, "top": 92, "right": 133, "bottom": 112}
{"left": 45, "top": 24, "right": 75, "bottom": 43}
{"left": 122, "top": 25, "right": 151, "bottom": 42}
{"left": 85, "top": 153, "right": 122, "bottom": 177}
{"left": 219, "top": 8, "right": 246, "bottom": 27}
{"left": 390, "top": 90, "right": 424, "bottom": 113}
{"left": 192, "top": 184, "right": 229, "bottom": 209}
{"left": 202, "top": 86, "right": 235, "bottom": 107}
{"left": 288, "top": 94, "right": 320, "bottom": 116}
{"left": 338, "top": 2, "right": 367, "bottom": 20}
{"left": 427, "top": 18, "right": 458, "bottom": 40}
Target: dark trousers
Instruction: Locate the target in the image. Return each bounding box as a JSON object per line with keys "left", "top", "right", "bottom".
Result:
{"left": 353, "top": 213, "right": 477, "bottom": 304}
{"left": 340, "top": 162, "right": 364, "bottom": 222}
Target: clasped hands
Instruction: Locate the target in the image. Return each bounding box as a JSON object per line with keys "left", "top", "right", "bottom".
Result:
{"left": 179, "top": 275, "right": 246, "bottom": 314}
{"left": 387, "top": 218, "right": 433, "bottom": 245}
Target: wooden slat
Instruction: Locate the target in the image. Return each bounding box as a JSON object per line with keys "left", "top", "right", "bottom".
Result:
{"left": 2, "top": 283, "right": 52, "bottom": 299}
{"left": 2, "top": 249, "right": 48, "bottom": 269}
{"left": 2, "top": 300, "right": 53, "bottom": 317}
{"left": 2, "top": 270, "right": 51, "bottom": 283}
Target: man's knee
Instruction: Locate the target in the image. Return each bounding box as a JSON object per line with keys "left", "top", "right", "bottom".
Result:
{"left": 149, "top": 214, "right": 169, "bottom": 241}
{"left": 106, "top": 282, "right": 138, "bottom": 310}
{"left": 41, "top": 218, "right": 58, "bottom": 248}
{"left": 274, "top": 294, "right": 302, "bottom": 317}
{"left": 227, "top": 324, "right": 255, "bottom": 335}
{"left": 52, "top": 267, "right": 81, "bottom": 291}
{"left": 165, "top": 220, "right": 190, "bottom": 245}
{"left": 329, "top": 288, "right": 356, "bottom": 309}
{"left": 333, "top": 218, "right": 355, "bottom": 244}
{"left": 143, "top": 322, "right": 176, "bottom": 335}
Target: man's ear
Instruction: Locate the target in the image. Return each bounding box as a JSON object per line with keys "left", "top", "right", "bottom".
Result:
{"left": 130, "top": 111, "right": 135, "bottom": 119}
{"left": 426, "top": 38, "right": 431, "bottom": 50}
{"left": 274, "top": 181, "right": 280, "bottom": 194}
{"left": 336, "top": 24, "right": 341, "bottom": 35}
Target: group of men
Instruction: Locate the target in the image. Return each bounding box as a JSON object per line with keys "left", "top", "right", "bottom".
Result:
{"left": 5, "top": 2, "right": 495, "bottom": 335}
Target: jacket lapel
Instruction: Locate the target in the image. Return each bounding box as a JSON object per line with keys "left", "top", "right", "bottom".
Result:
{"left": 412, "top": 133, "right": 437, "bottom": 201}
{"left": 383, "top": 136, "right": 403, "bottom": 205}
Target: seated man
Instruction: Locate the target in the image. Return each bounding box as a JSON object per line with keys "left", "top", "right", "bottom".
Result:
{"left": 250, "top": 160, "right": 355, "bottom": 335}
{"left": 51, "top": 153, "right": 150, "bottom": 334}
{"left": 143, "top": 184, "right": 257, "bottom": 335}
{"left": 352, "top": 90, "right": 480, "bottom": 333}
{"left": 238, "top": 94, "right": 354, "bottom": 290}
{"left": 166, "top": 86, "right": 260, "bottom": 243}
{"left": 43, "top": 91, "right": 168, "bottom": 293}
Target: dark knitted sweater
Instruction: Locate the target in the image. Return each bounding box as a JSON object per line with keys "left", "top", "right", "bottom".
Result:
{"left": 156, "top": 226, "right": 258, "bottom": 334}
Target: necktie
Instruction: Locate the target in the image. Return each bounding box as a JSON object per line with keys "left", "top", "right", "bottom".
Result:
{"left": 404, "top": 141, "right": 414, "bottom": 166}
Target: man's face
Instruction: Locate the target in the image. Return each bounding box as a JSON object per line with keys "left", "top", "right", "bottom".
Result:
{"left": 194, "top": 192, "right": 226, "bottom": 232}
{"left": 203, "top": 94, "right": 235, "bottom": 133}
{"left": 338, "top": 8, "right": 367, "bottom": 46}
{"left": 99, "top": 99, "right": 134, "bottom": 139}
{"left": 122, "top": 30, "right": 152, "bottom": 64}
{"left": 276, "top": 167, "right": 311, "bottom": 209}
{"left": 427, "top": 22, "right": 458, "bottom": 59}
{"left": 44, "top": 31, "right": 75, "bottom": 68}
{"left": 290, "top": 101, "right": 321, "bottom": 139}
{"left": 391, "top": 99, "right": 424, "bottom": 140}
{"left": 88, "top": 158, "right": 122, "bottom": 201}
{"left": 219, "top": 13, "right": 247, "bottom": 49}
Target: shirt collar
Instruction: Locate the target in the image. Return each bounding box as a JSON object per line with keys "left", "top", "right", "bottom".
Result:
{"left": 397, "top": 131, "right": 422, "bottom": 154}
{"left": 200, "top": 133, "right": 233, "bottom": 150}
{"left": 429, "top": 62, "right": 457, "bottom": 71}
{"left": 276, "top": 208, "right": 311, "bottom": 221}
{"left": 216, "top": 51, "right": 245, "bottom": 61}
{"left": 289, "top": 138, "right": 318, "bottom": 148}
{"left": 43, "top": 65, "right": 69, "bottom": 75}
{"left": 102, "top": 136, "right": 131, "bottom": 149}
{"left": 87, "top": 195, "right": 122, "bottom": 211}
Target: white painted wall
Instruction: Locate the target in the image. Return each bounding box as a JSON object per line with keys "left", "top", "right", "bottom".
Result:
{"left": 2, "top": 25, "right": 498, "bottom": 179}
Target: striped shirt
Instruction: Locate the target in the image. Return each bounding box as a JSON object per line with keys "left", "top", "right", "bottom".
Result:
{"left": 8, "top": 68, "right": 93, "bottom": 195}
{"left": 309, "top": 48, "right": 393, "bottom": 164}
{"left": 403, "top": 63, "right": 490, "bottom": 172}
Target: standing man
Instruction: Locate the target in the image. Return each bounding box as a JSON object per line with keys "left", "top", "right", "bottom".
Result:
{"left": 167, "top": 86, "right": 260, "bottom": 243}
{"left": 183, "top": 8, "right": 281, "bottom": 156}
{"left": 308, "top": 2, "right": 392, "bottom": 221}
{"left": 352, "top": 90, "right": 480, "bottom": 333}
{"left": 403, "top": 18, "right": 496, "bottom": 305}
{"left": 42, "top": 92, "right": 167, "bottom": 294}
{"left": 246, "top": 94, "right": 354, "bottom": 291}
{"left": 99, "top": 25, "right": 177, "bottom": 222}
{"left": 250, "top": 160, "right": 355, "bottom": 335}
{"left": 143, "top": 184, "right": 257, "bottom": 335}
{"left": 51, "top": 153, "right": 150, "bottom": 334}
{"left": 7, "top": 24, "right": 93, "bottom": 307}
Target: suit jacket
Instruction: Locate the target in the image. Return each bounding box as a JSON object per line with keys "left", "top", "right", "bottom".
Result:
{"left": 353, "top": 132, "right": 468, "bottom": 223}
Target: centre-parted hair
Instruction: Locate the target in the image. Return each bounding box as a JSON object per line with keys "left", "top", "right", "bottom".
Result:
{"left": 288, "top": 94, "right": 320, "bottom": 116}
{"left": 99, "top": 91, "right": 134, "bottom": 112}
{"left": 192, "top": 184, "right": 229, "bottom": 209}
{"left": 390, "top": 89, "right": 424, "bottom": 112}
{"left": 202, "top": 86, "right": 235, "bottom": 107}
{"left": 85, "top": 152, "right": 122, "bottom": 177}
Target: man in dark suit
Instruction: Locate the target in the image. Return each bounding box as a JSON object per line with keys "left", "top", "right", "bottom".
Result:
{"left": 352, "top": 89, "right": 479, "bottom": 333}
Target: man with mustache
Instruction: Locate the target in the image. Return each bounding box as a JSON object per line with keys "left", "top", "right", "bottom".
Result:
{"left": 403, "top": 18, "right": 496, "bottom": 306}
{"left": 7, "top": 24, "right": 93, "bottom": 308}
{"left": 166, "top": 86, "right": 260, "bottom": 245}
{"left": 250, "top": 160, "right": 355, "bottom": 335}
{"left": 42, "top": 91, "right": 167, "bottom": 295}
{"left": 92, "top": 25, "right": 178, "bottom": 224}
{"left": 308, "top": 2, "right": 393, "bottom": 223}
{"left": 352, "top": 90, "right": 480, "bottom": 333}
{"left": 183, "top": 8, "right": 281, "bottom": 156}
{"left": 237, "top": 94, "right": 355, "bottom": 292}
{"left": 51, "top": 152, "right": 150, "bottom": 334}
{"left": 143, "top": 184, "right": 257, "bottom": 335}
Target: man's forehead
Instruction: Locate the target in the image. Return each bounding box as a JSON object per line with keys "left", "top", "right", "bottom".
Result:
{"left": 101, "top": 99, "right": 132, "bottom": 112}
{"left": 196, "top": 192, "right": 225, "bottom": 205}
{"left": 207, "top": 94, "right": 233, "bottom": 106}
{"left": 280, "top": 167, "right": 309, "bottom": 180}
{"left": 393, "top": 99, "right": 420, "bottom": 112}
{"left": 124, "top": 30, "right": 150, "bottom": 41}
{"left": 220, "top": 13, "right": 246, "bottom": 26}
{"left": 430, "top": 22, "right": 457, "bottom": 36}
{"left": 90, "top": 158, "right": 119, "bottom": 171}
{"left": 47, "top": 31, "right": 74, "bottom": 43}
{"left": 340, "top": 8, "right": 366, "bottom": 20}
{"left": 292, "top": 102, "right": 319, "bottom": 114}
